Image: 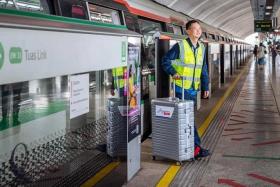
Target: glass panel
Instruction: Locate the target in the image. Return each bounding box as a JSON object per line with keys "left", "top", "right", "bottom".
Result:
{"left": 88, "top": 3, "right": 121, "bottom": 25}
{"left": 0, "top": 68, "right": 128, "bottom": 185}
{"left": 138, "top": 18, "right": 163, "bottom": 34}
{"left": 124, "top": 12, "right": 139, "bottom": 32}
{"left": 165, "top": 23, "right": 173, "bottom": 33}
{"left": 172, "top": 25, "right": 182, "bottom": 35}
{"left": 0, "top": 0, "right": 50, "bottom": 13}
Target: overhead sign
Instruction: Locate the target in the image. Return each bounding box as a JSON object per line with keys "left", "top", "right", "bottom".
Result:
{"left": 0, "top": 27, "right": 127, "bottom": 85}
{"left": 254, "top": 20, "right": 272, "bottom": 32}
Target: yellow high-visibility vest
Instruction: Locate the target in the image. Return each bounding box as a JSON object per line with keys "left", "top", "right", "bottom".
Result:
{"left": 172, "top": 39, "right": 204, "bottom": 90}
{"left": 112, "top": 67, "right": 126, "bottom": 89}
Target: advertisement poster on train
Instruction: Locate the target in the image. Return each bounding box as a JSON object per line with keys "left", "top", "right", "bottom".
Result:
{"left": 127, "top": 43, "right": 141, "bottom": 142}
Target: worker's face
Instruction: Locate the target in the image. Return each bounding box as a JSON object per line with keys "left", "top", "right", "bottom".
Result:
{"left": 187, "top": 22, "right": 202, "bottom": 39}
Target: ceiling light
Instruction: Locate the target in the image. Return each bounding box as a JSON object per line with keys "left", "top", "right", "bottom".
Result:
{"left": 266, "top": 6, "right": 273, "bottom": 9}
{"left": 265, "top": 12, "right": 271, "bottom": 15}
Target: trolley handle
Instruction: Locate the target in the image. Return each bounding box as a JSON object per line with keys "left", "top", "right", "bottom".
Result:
{"left": 172, "top": 75, "right": 186, "bottom": 101}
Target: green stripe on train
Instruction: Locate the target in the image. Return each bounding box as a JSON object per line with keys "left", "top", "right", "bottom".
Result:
{"left": 0, "top": 100, "right": 66, "bottom": 131}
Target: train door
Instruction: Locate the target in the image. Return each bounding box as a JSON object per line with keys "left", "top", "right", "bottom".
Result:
{"left": 135, "top": 17, "right": 164, "bottom": 140}
{"left": 236, "top": 45, "right": 239, "bottom": 69}
{"left": 230, "top": 44, "right": 233, "bottom": 75}
{"left": 208, "top": 42, "right": 221, "bottom": 95}
{"left": 220, "top": 43, "right": 225, "bottom": 84}
{"left": 224, "top": 44, "right": 231, "bottom": 81}
{"left": 240, "top": 45, "right": 242, "bottom": 66}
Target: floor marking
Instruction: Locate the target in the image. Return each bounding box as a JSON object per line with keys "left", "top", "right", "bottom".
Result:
{"left": 156, "top": 165, "right": 181, "bottom": 187}
{"left": 231, "top": 137, "right": 253, "bottom": 141}
{"left": 223, "top": 131, "right": 280, "bottom": 136}
{"left": 223, "top": 154, "right": 280, "bottom": 160}
{"left": 248, "top": 173, "right": 280, "bottom": 186}
{"left": 230, "top": 114, "right": 246, "bottom": 118}
{"left": 251, "top": 140, "right": 280, "bottom": 146}
{"left": 224, "top": 128, "right": 243, "bottom": 131}
{"left": 80, "top": 162, "right": 120, "bottom": 187}
{"left": 218, "top": 178, "right": 247, "bottom": 187}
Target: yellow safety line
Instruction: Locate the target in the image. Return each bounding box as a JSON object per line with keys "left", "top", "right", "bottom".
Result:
{"left": 198, "top": 67, "right": 247, "bottom": 137}
{"left": 81, "top": 161, "right": 120, "bottom": 187}
{"left": 156, "top": 165, "right": 181, "bottom": 187}
{"left": 156, "top": 67, "right": 248, "bottom": 187}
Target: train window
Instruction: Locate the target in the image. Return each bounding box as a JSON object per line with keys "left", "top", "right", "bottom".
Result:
{"left": 210, "top": 34, "right": 215, "bottom": 40}
{"left": 203, "top": 32, "right": 208, "bottom": 39}
{"left": 138, "top": 18, "right": 163, "bottom": 35}
{"left": 71, "top": 4, "right": 87, "bottom": 19}
{"left": 166, "top": 23, "right": 174, "bottom": 33}
{"left": 88, "top": 3, "right": 121, "bottom": 25}
{"left": 172, "top": 25, "right": 182, "bottom": 35}
{"left": 0, "top": 0, "right": 50, "bottom": 13}
{"left": 123, "top": 12, "right": 140, "bottom": 32}
{"left": 59, "top": 0, "right": 87, "bottom": 18}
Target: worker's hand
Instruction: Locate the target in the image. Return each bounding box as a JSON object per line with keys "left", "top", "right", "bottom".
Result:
{"left": 203, "top": 91, "right": 209, "bottom": 98}
{"left": 172, "top": 73, "right": 181, "bottom": 80}
{"left": 111, "top": 89, "right": 115, "bottom": 96}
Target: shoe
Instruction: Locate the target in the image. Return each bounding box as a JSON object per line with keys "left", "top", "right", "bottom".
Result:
{"left": 198, "top": 148, "right": 210, "bottom": 157}
{"left": 195, "top": 146, "right": 210, "bottom": 159}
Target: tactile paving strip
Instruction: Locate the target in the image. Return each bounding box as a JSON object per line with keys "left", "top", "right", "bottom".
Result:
{"left": 171, "top": 68, "right": 248, "bottom": 187}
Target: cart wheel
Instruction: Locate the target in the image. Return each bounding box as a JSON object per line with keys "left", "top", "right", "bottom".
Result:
{"left": 152, "top": 156, "right": 156, "bottom": 160}
{"left": 176, "top": 161, "right": 182, "bottom": 166}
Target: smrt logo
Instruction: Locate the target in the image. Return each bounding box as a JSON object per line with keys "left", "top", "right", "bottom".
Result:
{"left": 0, "top": 42, "right": 4, "bottom": 70}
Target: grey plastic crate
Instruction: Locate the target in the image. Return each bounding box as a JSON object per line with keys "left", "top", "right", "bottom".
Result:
{"left": 106, "top": 98, "right": 127, "bottom": 157}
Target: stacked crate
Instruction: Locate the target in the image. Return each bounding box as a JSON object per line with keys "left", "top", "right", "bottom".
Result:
{"left": 106, "top": 98, "right": 127, "bottom": 157}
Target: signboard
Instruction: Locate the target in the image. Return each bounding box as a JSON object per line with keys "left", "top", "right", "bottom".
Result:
{"left": 70, "top": 74, "right": 89, "bottom": 119}
{"left": 254, "top": 20, "right": 272, "bottom": 32}
{"left": 126, "top": 38, "right": 141, "bottom": 181}
{"left": 0, "top": 27, "right": 127, "bottom": 85}
{"left": 127, "top": 43, "right": 141, "bottom": 142}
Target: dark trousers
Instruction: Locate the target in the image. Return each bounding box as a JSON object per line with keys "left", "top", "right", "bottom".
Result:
{"left": 175, "top": 91, "right": 201, "bottom": 146}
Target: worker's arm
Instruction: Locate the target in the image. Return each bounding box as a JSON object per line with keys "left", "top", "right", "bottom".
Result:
{"left": 161, "top": 43, "right": 180, "bottom": 77}
{"left": 201, "top": 52, "right": 209, "bottom": 98}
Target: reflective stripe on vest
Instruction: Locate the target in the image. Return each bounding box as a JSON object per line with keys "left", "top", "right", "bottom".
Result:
{"left": 112, "top": 67, "right": 125, "bottom": 89}
{"left": 172, "top": 40, "right": 204, "bottom": 90}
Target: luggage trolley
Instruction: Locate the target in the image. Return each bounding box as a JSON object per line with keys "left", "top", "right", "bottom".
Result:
{"left": 151, "top": 77, "right": 195, "bottom": 165}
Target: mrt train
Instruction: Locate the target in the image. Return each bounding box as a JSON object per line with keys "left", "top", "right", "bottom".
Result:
{"left": 0, "top": 0, "right": 251, "bottom": 186}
